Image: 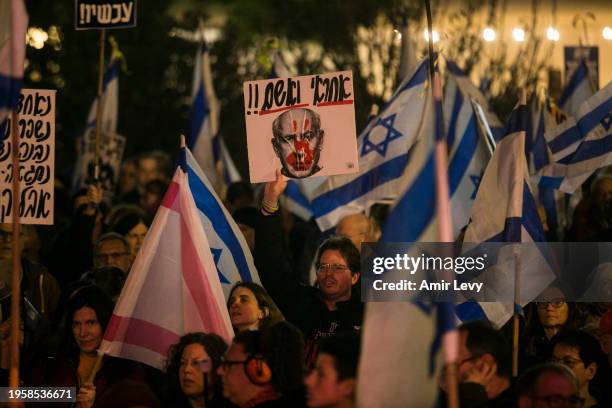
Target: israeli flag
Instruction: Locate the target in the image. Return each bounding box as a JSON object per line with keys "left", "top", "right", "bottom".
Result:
{"left": 537, "top": 82, "right": 612, "bottom": 193}
{"left": 559, "top": 60, "right": 595, "bottom": 118}
{"left": 189, "top": 43, "right": 241, "bottom": 195}
{"left": 458, "top": 101, "right": 554, "bottom": 327}
{"left": 311, "top": 58, "right": 430, "bottom": 232}
{"left": 444, "top": 61, "right": 495, "bottom": 237}
{"left": 180, "top": 147, "right": 260, "bottom": 296}
{"left": 357, "top": 73, "right": 457, "bottom": 407}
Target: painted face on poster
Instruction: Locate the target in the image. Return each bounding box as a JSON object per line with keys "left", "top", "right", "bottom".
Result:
{"left": 243, "top": 71, "right": 359, "bottom": 183}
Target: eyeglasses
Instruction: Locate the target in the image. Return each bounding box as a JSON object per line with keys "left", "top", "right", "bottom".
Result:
{"left": 532, "top": 395, "right": 585, "bottom": 408}
{"left": 536, "top": 299, "right": 566, "bottom": 309}
{"left": 219, "top": 356, "right": 246, "bottom": 369}
{"left": 549, "top": 357, "right": 584, "bottom": 368}
{"left": 315, "top": 263, "right": 350, "bottom": 274}
{"left": 94, "top": 252, "right": 130, "bottom": 261}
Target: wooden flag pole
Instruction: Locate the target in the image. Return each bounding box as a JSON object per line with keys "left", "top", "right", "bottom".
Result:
{"left": 8, "top": 110, "right": 22, "bottom": 392}
{"left": 86, "top": 351, "right": 104, "bottom": 384}
{"left": 94, "top": 28, "right": 107, "bottom": 181}
{"left": 424, "top": 1, "right": 459, "bottom": 407}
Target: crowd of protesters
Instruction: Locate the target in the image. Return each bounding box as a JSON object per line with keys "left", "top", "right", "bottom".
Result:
{"left": 0, "top": 148, "right": 610, "bottom": 408}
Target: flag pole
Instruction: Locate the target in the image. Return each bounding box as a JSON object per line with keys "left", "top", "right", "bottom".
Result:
{"left": 511, "top": 90, "right": 528, "bottom": 377}
{"left": 424, "top": 1, "right": 458, "bottom": 407}
{"left": 94, "top": 28, "right": 107, "bottom": 182}
{"left": 8, "top": 111, "right": 22, "bottom": 393}
{"left": 7, "top": 0, "right": 23, "bottom": 394}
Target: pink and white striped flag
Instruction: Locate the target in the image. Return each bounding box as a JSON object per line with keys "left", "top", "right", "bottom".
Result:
{"left": 100, "top": 167, "right": 234, "bottom": 369}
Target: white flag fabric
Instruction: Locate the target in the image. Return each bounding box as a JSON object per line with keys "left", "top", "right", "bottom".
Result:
{"left": 182, "top": 147, "right": 261, "bottom": 296}
{"left": 312, "top": 58, "right": 430, "bottom": 232}
{"left": 357, "top": 73, "right": 457, "bottom": 407}
{"left": 458, "top": 101, "right": 554, "bottom": 327}
{"left": 559, "top": 60, "right": 595, "bottom": 118}
{"left": 537, "top": 82, "right": 612, "bottom": 193}
{"left": 101, "top": 167, "right": 234, "bottom": 369}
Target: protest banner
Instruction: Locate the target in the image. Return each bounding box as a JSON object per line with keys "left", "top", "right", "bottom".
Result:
{"left": 75, "top": 0, "right": 136, "bottom": 30}
{"left": 0, "top": 89, "right": 55, "bottom": 225}
{"left": 243, "top": 71, "right": 359, "bottom": 182}
{"left": 75, "top": 128, "right": 126, "bottom": 201}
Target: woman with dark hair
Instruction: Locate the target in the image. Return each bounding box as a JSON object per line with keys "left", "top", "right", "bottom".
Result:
{"left": 227, "top": 282, "right": 284, "bottom": 333}
{"left": 109, "top": 209, "right": 150, "bottom": 258}
{"left": 165, "top": 333, "right": 232, "bottom": 408}
{"left": 25, "top": 285, "right": 154, "bottom": 407}
{"left": 521, "top": 285, "right": 581, "bottom": 369}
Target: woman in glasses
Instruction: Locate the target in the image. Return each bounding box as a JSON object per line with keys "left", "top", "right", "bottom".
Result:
{"left": 165, "top": 332, "right": 233, "bottom": 408}
{"left": 227, "top": 282, "right": 284, "bottom": 333}
{"left": 522, "top": 284, "right": 581, "bottom": 368}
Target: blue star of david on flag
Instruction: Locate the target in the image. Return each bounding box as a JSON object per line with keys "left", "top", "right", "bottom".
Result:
{"left": 360, "top": 113, "right": 403, "bottom": 157}
{"left": 211, "top": 247, "right": 229, "bottom": 283}
{"left": 469, "top": 172, "right": 483, "bottom": 200}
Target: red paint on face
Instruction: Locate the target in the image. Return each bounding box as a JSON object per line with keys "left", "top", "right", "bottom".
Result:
{"left": 285, "top": 139, "right": 314, "bottom": 171}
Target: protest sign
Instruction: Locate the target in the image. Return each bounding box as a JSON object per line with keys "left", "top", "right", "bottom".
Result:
{"left": 75, "top": 0, "right": 136, "bottom": 30}
{"left": 74, "top": 128, "right": 126, "bottom": 201}
{"left": 243, "top": 71, "right": 359, "bottom": 182}
{"left": 0, "top": 89, "right": 55, "bottom": 225}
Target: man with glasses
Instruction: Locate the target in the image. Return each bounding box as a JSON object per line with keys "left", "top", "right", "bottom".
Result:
{"left": 92, "top": 232, "right": 133, "bottom": 274}
{"left": 550, "top": 330, "right": 611, "bottom": 407}
{"left": 517, "top": 363, "right": 584, "bottom": 408}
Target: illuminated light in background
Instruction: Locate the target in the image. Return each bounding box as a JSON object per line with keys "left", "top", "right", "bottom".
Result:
{"left": 27, "top": 27, "right": 48, "bottom": 49}
{"left": 423, "top": 29, "right": 440, "bottom": 43}
{"left": 512, "top": 27, "right": 526, "bottom": 42}
{"left": 483, "top": 27, "right": 496, "bottom": 42}
{"left": 546, "top": 27, "right": 560, "bottom": 41}
{"left": 603, "top": 27, "right": 612, "bottom": 40}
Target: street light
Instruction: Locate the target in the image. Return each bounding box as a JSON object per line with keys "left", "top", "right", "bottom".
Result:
{"left": 546, "top": 26, "right": 560, "bottom": 41}
{"left": 512, "top": 27, "right": 525, "bottom": 42}
{"left": 423, "top": 29, "right": 440, "bottom": 43}
{"left": 483, "top": 27, "right": 496, "bottom": 42}
{"left": 603, "top": 27, "right": 612, "bottom": 40}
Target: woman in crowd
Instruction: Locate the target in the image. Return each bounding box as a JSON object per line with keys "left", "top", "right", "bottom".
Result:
{"left": 165, "top": 332, "right": 232, "bottom": 408}
{"left": 109, "top": 210, "right": 150, "bottom": 259}
{"left": 227, "top": 282, "right": 284, "bottom": 333}
{"left": 522, "top": 284, "right": 581, "bottom": 367}
{"left": 25, "top": 285, "right": 154, "bottom": 407}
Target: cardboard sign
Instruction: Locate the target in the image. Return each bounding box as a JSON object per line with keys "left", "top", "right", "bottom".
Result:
{"left": 0, "top": 89, "right": 55, "bottom": 225}
{"left": 243, "top": 71, "right": 359, "bottom": 182}
{"left": 564, "top": 46, "right": 599, "bottom": 89}
{"left": 75, "top": 0, "right": 137, "bottom": 30}
{"left": 74, "top": 128, "right": 126, "bottom": 202}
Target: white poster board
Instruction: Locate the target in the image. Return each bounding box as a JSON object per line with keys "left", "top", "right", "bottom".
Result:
{"left": 0, "top": 89, "right": 55, "bottom": 225}
{"left": 243, "top": 71, "right": 359, "bottom": 182}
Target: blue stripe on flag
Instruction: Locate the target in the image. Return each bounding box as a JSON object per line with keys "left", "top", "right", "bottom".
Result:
{"left": 576, "top": 97, "right": 612, "bottom": 135}
{"left": 502, "top": 104, "right": 529, "bottom": 139}
{"left": 455, "top": 301, "right": 488, "bottom": 322}
{"left": 446, "top": 89, "right": 464, "bottom": 150}
{"left": 189, "top": 86, "right": 207, "bottom": 149}
{"left": 182, "top": 161, "right": 255, "bottom": 283}
{"left": 448, "top": 116, "right": 479, "bottom": 195}
{"left": 559, "top": 61, "right": 588, "bottom": 107}
{"left": 548, "top": 126, "right": 582, "bottom": 154}
{"left": 379, "top": 152, "right": 435, "bottom": 242}
{"left": 285, "top": 181, "right": 311, "bottom": 208}
{"left": 486, "top": 217, "right": 522, "bottom": 242}
{"left": 539, "top": 176, "right": 563, "bottom": 189}
{"left": 558, "top": 133, "right": 612, "bottom": 165}
{"left": 312, "top": 151, "right": 412, "bottom": 218}
{"left": 0, "top": 74, "right": 23, "bottom": 110}
{"left": 532, "top": 111, "right": 550, "bottom": 171}
{"left": 521, "top": 184, "right": 547, "bottom": 242}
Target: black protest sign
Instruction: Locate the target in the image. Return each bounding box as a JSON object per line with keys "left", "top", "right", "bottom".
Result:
{"left": 75, "top": 0, "right": 136, "bottom": 30}
{"left": 0, "top": 89, "right": 55, "bottom": 225}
